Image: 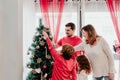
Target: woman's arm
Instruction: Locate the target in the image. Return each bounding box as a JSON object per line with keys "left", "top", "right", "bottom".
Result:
{"left": 74, "top": 42, "right": 85, "bottom": 51}
{"left": 101, "top": 37, "right": 115, "bottom": 79}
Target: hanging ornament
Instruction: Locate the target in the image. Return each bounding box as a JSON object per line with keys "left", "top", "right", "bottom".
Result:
{"left": 27, "top": 64, "right": 31, "bottom": 68}
{"left": 38, "top": 34, "right": 43, "bottom": 41}
{"left": 32, "top": 55, "right": 34, "bottom": 58}
{"left": 43, "top": 73, "right": 48, "bottom": 79}
{"left": 36, "top": 45, "right": 40, "bottom": 49}
{"left": 32, "top": 69, "right": 37, "bottom": 74}
{"left": 35, "top": 68, "right": 41, "bottom": 73}
{"left": 37, "top": 58, "right": 42, "bottom": 63}
{"left": 42, "top": 74, "right": 47, "bottom": 80}
{"left": 46, "top": 54, "right": 51, "bottom": 59}
{"left": 51, "top": 61, "right": 54, "bottom": 65}
{"left": 43, "top": 65, "right": 47, "bottom": 69}
{"left": 40, "top": 40, "right": 45, "bottom": 46}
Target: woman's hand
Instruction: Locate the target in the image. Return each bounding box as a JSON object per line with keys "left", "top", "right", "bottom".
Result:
{"left": 42, "top": 31, "right": 49, "bottom": 39}
{"left": 108, "top": 73, "right": 114, "bottom": 80}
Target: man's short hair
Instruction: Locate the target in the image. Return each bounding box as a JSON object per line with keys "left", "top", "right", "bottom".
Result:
{"left": 65, "top": 22, "right": 75, "bottom": 30}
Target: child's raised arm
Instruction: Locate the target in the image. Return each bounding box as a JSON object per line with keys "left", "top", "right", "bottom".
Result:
{"left": 42, "top": 31, "right": 59, "bottom": 60}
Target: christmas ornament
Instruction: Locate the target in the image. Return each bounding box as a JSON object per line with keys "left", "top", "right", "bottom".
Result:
{"left": 36, "top": 45, "right": 40, "bottom": 49}
{"left": 43, "top": 73, "right": 48, "bottom": 79}
{"left": 35, "top": 68, "right": 41, "bottom": 73}
{"left": 27, "top": 64, "right": 31, "bottom": 68}
{"left": 46, "top": 54, "right": 51, "bottom": 59}
{"left": 32, "top": 69, "right": 37, "bottom": 74}
{"left": 37, "top": 58, "right": 42, "bottom": 63}
{"left": 32, "top": 55, "right": 34, "bottom": 58}
{"left": 43, "top": 65, "right": 47, "bottom": 69}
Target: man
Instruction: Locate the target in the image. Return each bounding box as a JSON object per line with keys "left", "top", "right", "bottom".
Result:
{"left": 56, "top": 22, "right": 82, "bottom": 48}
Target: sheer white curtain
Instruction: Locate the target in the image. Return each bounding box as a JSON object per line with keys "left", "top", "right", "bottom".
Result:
{"left": 23, "top": 0, "right": 36, "bottom": 80}
{"left": 83, "top": 0, "right": 117, "bottom": 50}
{"left": 58, "top": 1, "right": 80, "bottom": 40}
{"left": 36, "top": 0, "right": 81, "bottom": 40}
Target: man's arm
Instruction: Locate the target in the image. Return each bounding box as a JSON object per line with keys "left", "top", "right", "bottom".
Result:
{"left": 53, "top": 44, "right": 60, "bottom": 48}
{"left": 56, "top": 38, "right": 63, "bottom": 48}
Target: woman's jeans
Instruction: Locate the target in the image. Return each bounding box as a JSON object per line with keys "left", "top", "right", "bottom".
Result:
{"left": 93, "top": 76, "right": 109, "bottom": 80}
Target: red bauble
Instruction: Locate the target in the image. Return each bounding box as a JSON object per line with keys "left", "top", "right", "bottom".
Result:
{"left": 43, "top": 65, "right": 47, "bottom": 69}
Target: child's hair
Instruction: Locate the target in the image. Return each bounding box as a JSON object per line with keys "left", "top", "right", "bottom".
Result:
{"left": 61, "top": 44, "right": 75, "bottom": 60}
{"left": 76, "top": 55, "right": 91, "bottom": 74}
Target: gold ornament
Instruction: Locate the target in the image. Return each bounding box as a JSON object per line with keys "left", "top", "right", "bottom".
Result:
{"left": 42, "top": 73, "right": 48, "bottom": 80}
{"left": 37, "top": 58, "right": 42, "bottom": 63}
{"left": 32, "top": 55, "right": 34, "bottom": 58}
{"left": 46, "top": 54, "right": 51, "bottom": 59}
{"left": 32, "top": 69, "right": 37, "bottom": 74}
{"left": 36, "top": 45, "right": 40, "bottom": 49}
{"left": 35, "top": 68, "right": 41, "bottom": 73}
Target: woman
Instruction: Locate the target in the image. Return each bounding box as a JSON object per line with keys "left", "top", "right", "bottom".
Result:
{"left": 42, "top": 31, "right": 81, "bottom": 80}
{"left": 75, "top": 24, "right": 115, "bottom": 80}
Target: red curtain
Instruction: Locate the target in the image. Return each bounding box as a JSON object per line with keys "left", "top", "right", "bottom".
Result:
{"left": 106, "top": 0, "right": 120, "bottom": 78}
{"left": 106, "top": 0, "right": 120, "bottom": 42}
{"left": 39, "top": 0, "right": 64, "bottom": 43}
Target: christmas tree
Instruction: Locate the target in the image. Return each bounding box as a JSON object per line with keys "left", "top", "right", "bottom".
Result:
{"left": 26, "top": 19, "right": 54, "bottom": 80}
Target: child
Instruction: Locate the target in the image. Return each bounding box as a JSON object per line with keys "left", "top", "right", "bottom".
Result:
{"left": 42, "top": 31, "right": 78, "bottom": 80}
{"left": 76, "top": 54, "right": 91, "bottom": 80}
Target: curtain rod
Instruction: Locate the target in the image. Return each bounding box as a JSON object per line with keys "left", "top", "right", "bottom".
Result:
{"left": 34, "top": 0, "right": 106, "bottom": 3}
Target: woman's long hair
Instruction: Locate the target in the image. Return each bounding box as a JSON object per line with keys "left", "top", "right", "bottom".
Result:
{"left": 81, "top": 24, "right": 99, "bottom": 45}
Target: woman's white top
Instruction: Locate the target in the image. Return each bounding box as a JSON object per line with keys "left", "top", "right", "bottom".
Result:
{"left": 77, "top": 70, "right": 88, "bottom": 80}
{"left": 75, "top": 37, "right": 115, "bottom": 77}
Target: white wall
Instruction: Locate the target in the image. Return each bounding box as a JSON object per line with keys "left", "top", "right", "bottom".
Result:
{"left": 0, "top": 0, "right": 23, "bottom": 80}
{"left": 23, "top": 0, "right": 36, "bottom": 80}
{"left": 0, "top": 0, "right": 4, "bottom": 79}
